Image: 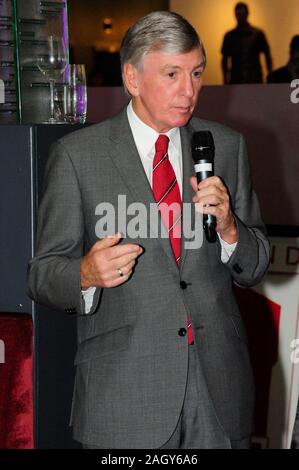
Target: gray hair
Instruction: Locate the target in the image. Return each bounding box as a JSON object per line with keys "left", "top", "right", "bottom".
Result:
{"left": 120, "top": 11, "right": 206, "bottom": 94}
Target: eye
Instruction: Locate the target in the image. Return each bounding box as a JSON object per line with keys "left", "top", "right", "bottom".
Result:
{"left": 193, "top": 70, "right": 203, "bottom": 79}
{"left": 167, "top": 71, "right": 176, "bottom": 78}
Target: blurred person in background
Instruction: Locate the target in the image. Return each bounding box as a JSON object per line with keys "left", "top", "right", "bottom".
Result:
{"left": 267, "top": 35, "right": 299, "bottom": 83}
{"left": 221, "top": 2, "right": 272, "bottom": 84}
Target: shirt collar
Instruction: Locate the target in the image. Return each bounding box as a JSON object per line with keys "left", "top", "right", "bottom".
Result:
{"left": 127, "top": 100, "right": 180, "bottom": 159}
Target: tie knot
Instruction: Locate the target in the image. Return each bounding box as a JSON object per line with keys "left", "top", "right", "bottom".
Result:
{"left": 155, "top": 134, "right": 169, "bottom": 154}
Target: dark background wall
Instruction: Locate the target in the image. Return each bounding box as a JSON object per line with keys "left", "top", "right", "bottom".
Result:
{"left": 68, "top": 0, "right": 169, "bottom": 85}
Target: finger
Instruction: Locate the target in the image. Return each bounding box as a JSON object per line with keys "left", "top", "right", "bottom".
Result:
{"left": 201, "top": 205, "right": 226, "bottom": 219}
{"left": 194, "top": 185, "right": 228, "bottom": 203}
{"left": 190, "top": 177, "right": 227, "bottom": 202}
{"left": 197, "top": 176, "right": 225, "bottom": 190}
{"left": 193, "top": 189, "right": 223, "bottom": 204}
{"left": 113, "top": 260, "right": 136, "bottom": 279}
{"left": 91, "top": 232, "right": 122, "bottom": 252}
{"left": 194, "top": 202, "right": 222, "bottom": 216}
{"left": 109, "top": 252, "right": 139, "bottom": 269}
{"left": 107, "top": 243, "right": 143, "bottom": 261}
{"left": 196, "top": 183, "right": 226, "bottom": 197}
{"left": 190, "top": 176, "right": 199, "bottom": 193}
{"left": 105, "top": 271, "right": 132, "bottom": 288}
{"left": 108, "top": 257, "right": 140, "bottom": 285}
{"left": 124, "top": 259, "right": 137, "bottom": 272}
{"left": 202, "top": 205, "right": 218, "bottom": 215}
{"left": 194, "top": 194, "right": 225, "bottom": 207}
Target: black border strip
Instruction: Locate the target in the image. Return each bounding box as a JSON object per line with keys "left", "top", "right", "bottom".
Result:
{"left": 266, "top": 225, "right": 299, "bottom": 237}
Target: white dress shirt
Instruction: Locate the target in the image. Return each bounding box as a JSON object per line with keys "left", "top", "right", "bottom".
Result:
{"left": 82, "top": 101, "right": 237, "bottom": 313}
{"left": 127, "top": 100, "right": 183, "bottom": 195}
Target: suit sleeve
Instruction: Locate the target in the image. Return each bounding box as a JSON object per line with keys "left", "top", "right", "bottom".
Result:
{"left": 27, "top": 140, "right": 101, "bottom": 315}
{"left": 224, "top": 133, "right": 270, "bottom": 286}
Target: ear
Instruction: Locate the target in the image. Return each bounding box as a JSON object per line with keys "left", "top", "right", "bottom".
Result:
{"left": 123, "top": 63, "right": 140, "bottom": 97}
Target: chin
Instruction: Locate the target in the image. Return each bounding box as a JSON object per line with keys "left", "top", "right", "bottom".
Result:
{"left": 172, "top": 115, "right": 192, "bottom": 128}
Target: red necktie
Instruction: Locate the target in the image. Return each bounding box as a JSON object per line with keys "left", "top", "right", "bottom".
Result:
{"left": 152, "top": 135, "right": 194, "bottom": 345}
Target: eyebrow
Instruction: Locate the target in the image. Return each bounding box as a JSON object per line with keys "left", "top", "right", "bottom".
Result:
{"left": 162, "top": 61, "right": 206, "bottom": 71}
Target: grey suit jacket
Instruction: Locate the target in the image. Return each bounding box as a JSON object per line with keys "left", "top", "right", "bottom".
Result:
{"left": 27, "top": 108, "right": 270, "bottom": 448}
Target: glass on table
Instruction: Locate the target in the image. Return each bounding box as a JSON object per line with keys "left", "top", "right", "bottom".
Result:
{"left": 63, "top": 64, "right": 87, "bottom": 124}
{"left": 36, "top": 35, "right": 68, "bottom": 124}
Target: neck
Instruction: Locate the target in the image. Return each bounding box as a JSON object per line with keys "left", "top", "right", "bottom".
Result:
{"left": 237, "top": 21, "right": 249, "bottom": 28}
{"left": 131, "top": 99, "right": 171, "bottom": 133}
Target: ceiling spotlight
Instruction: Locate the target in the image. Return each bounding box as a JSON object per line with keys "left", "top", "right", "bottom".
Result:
{"left": 103, "top": 18, "right": 113, "bottom": 35}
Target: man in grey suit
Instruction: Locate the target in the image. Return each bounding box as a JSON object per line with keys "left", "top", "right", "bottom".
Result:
{"left": 27, "top": 11, "right": 270, "bottom": 449}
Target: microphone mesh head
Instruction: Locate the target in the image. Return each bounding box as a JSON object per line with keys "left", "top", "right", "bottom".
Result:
{"left": 191, "top": 131, "right": 215, "bottom": 162}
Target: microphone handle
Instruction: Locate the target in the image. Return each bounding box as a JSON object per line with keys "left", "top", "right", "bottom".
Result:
{"left": 195, "top": 167, "right": 217, "bottom": 244}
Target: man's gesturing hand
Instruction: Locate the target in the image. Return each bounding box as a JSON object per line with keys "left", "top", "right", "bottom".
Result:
{"left": 80, "top": 233, "right": 143, "bottom": 289}
{"left": 190, "top": 176, "right": 238, "bottom": 244}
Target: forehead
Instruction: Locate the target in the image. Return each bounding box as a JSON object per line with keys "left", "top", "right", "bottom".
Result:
{"left": 236, "top": 6, "right": 248, "bottom": 14}
{"left": 143, "top": 47, "right": 204, "bottom": 69}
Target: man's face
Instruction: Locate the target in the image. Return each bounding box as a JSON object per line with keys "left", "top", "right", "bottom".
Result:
{"left": 235, "top": 6, "right": 248, "bottom": 25}
{"left": 125, "top": 47, "right": 205, "bottom": 133}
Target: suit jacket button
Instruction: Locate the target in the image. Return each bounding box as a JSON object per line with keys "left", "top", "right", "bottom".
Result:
{"left": 178, "top": 328, "right": 187, "bottom": 337}
{"left": 233, "top": 263, "right": 243, "bottom": 274}
{"left": 180, "top": 281, "right": 188, "bottom": 289}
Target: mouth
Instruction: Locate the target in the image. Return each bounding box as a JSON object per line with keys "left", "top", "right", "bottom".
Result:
{"left": 175, "top": 106, "right": 192, "bottom": 114}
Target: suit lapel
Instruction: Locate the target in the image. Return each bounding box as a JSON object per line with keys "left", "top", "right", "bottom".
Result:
{"left": 108, "top": 109, "right": 178, "bottom": 271}
{"left": 180, "top": 123, "right": 196, "bottom": 273}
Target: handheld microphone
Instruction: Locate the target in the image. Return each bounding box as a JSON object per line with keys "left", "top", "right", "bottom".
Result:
{"left": 191, "top": 130, "right": 217, "bottom": 243}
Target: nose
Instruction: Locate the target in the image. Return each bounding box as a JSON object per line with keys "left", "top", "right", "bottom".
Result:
{"left": 181, "top": 74, "right": 195, "bottom": 99}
